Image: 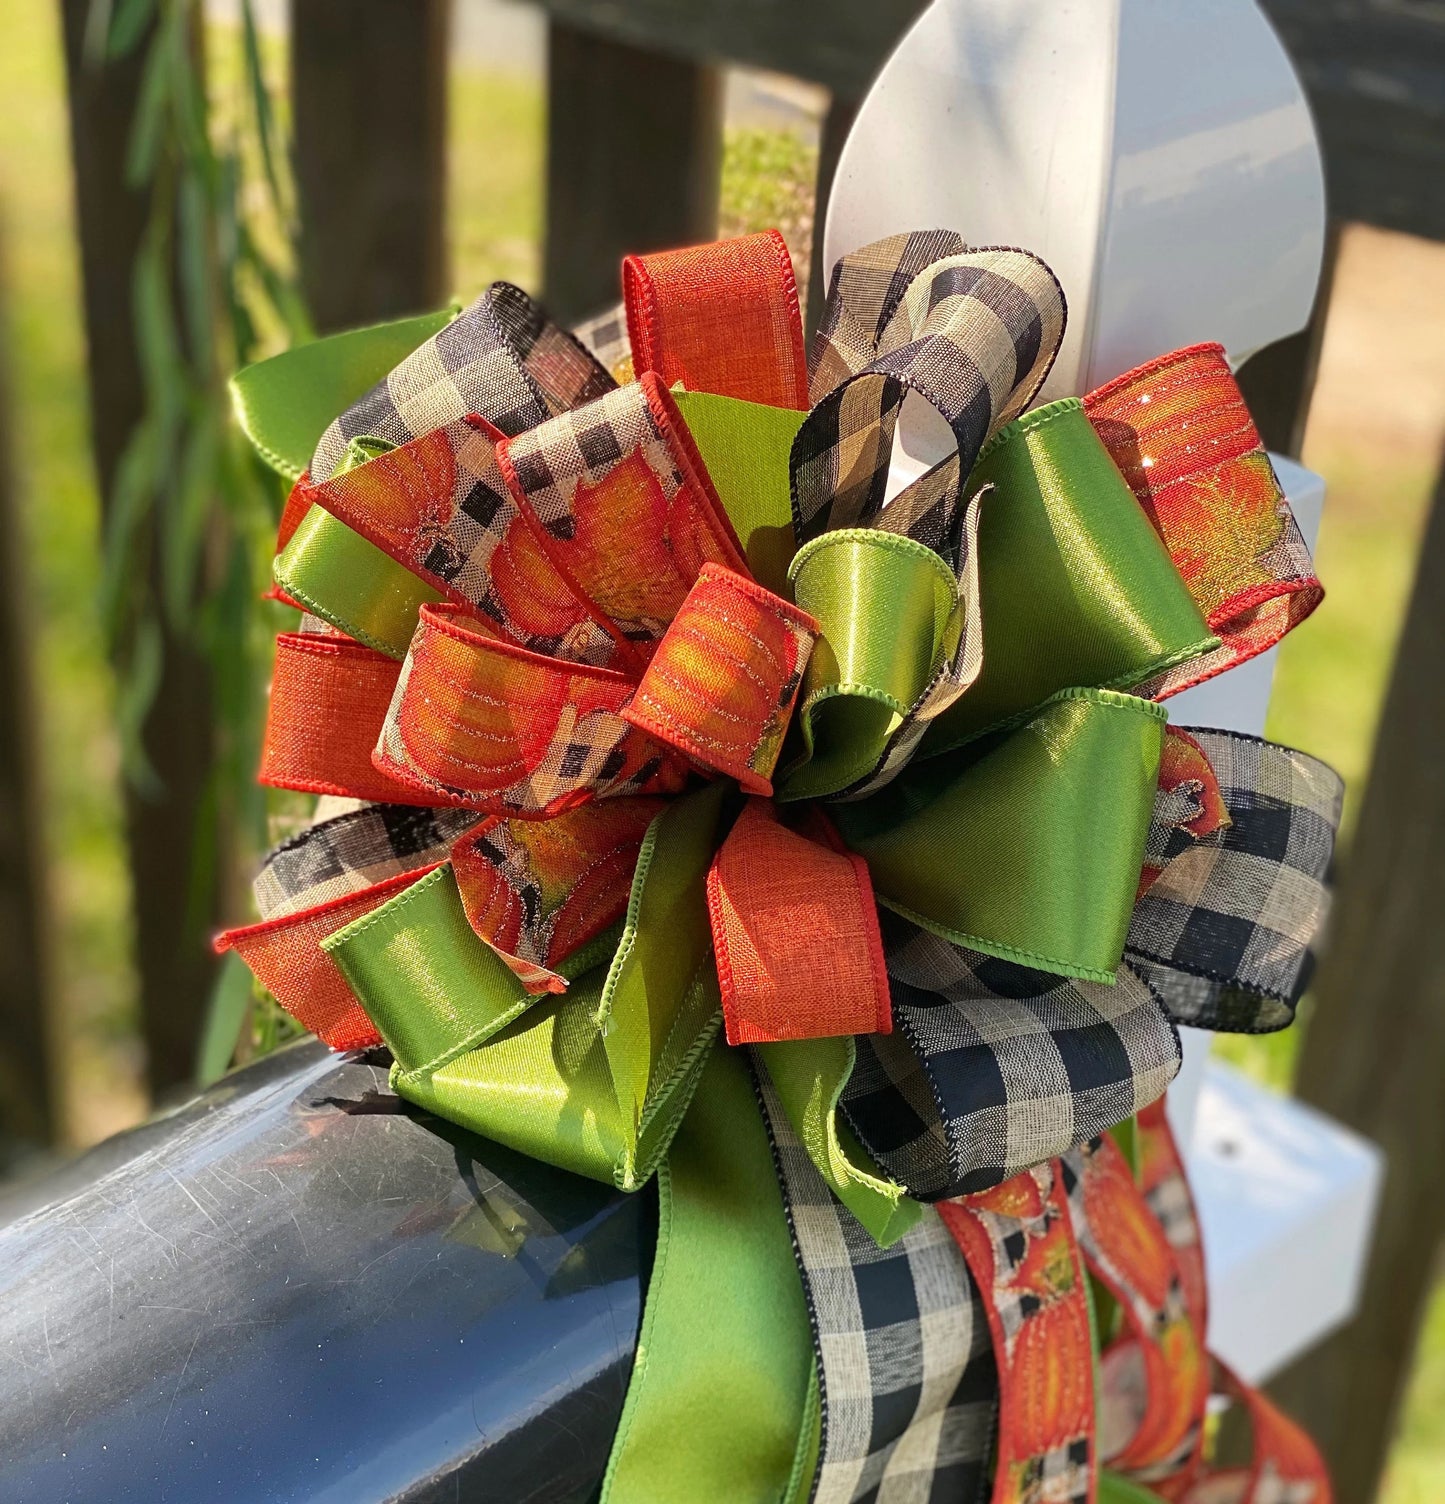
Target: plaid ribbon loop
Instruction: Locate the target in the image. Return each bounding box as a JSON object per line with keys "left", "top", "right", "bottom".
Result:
{"left": 759, "top": 1066, "right": 999, "bottom": 1504}
{"left": 836, "top": 726, "right": 1339, "bottom": 1204}
{"left": 1126, "top": 730, "right": 1342, "bottom": 1034}
{"left": 776, "top": 234, "right": 1067, "bottom": 801}
{"left": 219, "top": 226, "right": 1341, "bottom": 1504}
{"left": 797, "top": 234, "right": 1066, "bottom": 548}
{"left": 310, "top": 280, "right": 615, "bottom": 482}
{"left": 842, "top": 910, "right": 1184, "bottom": 1201}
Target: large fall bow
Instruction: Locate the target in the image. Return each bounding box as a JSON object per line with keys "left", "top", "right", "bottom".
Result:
{"left": 221, "top": 229, "right": 1338, "bottom": 1240}
{"left": 220, "top": 228, "right": 1338, "bottom": 1504}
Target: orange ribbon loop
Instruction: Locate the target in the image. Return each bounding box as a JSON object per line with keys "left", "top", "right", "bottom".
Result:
{"left": 623, "top": 229, "right": 810, "bottom": 409}
{"left": 706, "top": 800, "right": 891, "bottom": 1045}
{"left": 624, "top": 564, "right": 817, "bottom": 795}
{"left": 374, "top": 603, "right": 688, "bottom": 816}
{"left": 259, "top": 633, "right": 423, "bottom": 806}
{"left": 1085, "top": 342, "right": 1322, "bottom": 697}
{"left": 215, "top": 869, "right": 438, "bottom": 1052}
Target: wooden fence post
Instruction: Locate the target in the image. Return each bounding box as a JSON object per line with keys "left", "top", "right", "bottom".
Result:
{"left": 0, "top": 235, "right": 58, "bottom": 1160}
{"left": 59, "top": 0, "right": 222, "bottom": 1099}
{"left": 805, "top": 95, "right": 859, "bottom": 341}
{"left": 291, "top": 0, "right": 451, "bottom": 332}
{"left": 1267, "top": 457, "right": 1445, "bottom": 1503}
{"left": 542, "top": 24, "right": 723, "bottom": 327}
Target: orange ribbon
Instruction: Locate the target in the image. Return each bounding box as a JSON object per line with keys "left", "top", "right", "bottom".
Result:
{"left": 941, "top": 1103, "right": 1333, "bottom": 1504}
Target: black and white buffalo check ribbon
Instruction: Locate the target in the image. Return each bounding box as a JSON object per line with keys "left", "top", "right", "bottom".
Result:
{"left": 253, "top": 802, "right": 481, "bottom": 920}
{"left": 310, "top": 282, "right": 615, "bottom": 481}
{"left": 755, "top": 1064, "right": 997, "bottom": 1504}
{"left": 842, "top": 916, "right": 1183, "bottom": 1201}
{"left": 1126, "top": 729, "right": 1343, "bottom": 1034}
{"left": 836, "top": 727, "right": 1341, "bottom": 1201}
{"left": 795, "top": 230, "right": 1066, "bottom": 549}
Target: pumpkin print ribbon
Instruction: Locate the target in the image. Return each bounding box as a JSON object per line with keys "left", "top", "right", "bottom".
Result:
{"left": 941, "top": 1101, "right": 1332, "bottom": 1504}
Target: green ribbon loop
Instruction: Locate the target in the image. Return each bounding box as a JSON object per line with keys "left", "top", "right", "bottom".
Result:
{"left": 601, "top": 1046, "right": 819, "bottom": 1504}
{"left": 1099, "top": 1475, "right": 1167, "bottom": 1504}
{"left": 593, "top": 783, "right": 731, "bottom": 1165}
{"left": 923, "top": 399, "right": 1217, "bottom": 756}
{"left": 833, "top": 688, "right": 1168, "bottom": 983}
{"left": 231, "top": 306, "right": 456, "bottom": 481}
{"left": 273, "top": 505, "right": 442, "bottom": 658}
{"left": 323, "top": 864, "right": 613, "bottom": 1070}
{"left": 671, "top": 389, "right": 802, "bottom": 596}
{"left": 324, "top": 785, "right": 729, "bottom": 1191}
{"left": 757, "top": 1035, "right": 922, "bottom": 1247}
{"left": 782, "top": 528, "right": 961, "bottom": 802}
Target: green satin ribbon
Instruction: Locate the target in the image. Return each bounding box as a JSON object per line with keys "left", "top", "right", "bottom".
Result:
{"left": 602, "top": 1045, "right": 819, "bottom": 1503}
{"left": 325, "top": 784, "right": 729, "bottom": 1190}
{"left": 782, "top": 528, "right": 961, "bottom": 801}
{"left": 922, "top": 399, "right": 1216, "bottom": 756}
{"left": 593, "top": 783, "right": 728, "bottom": 1143}
{"left": 757, "top": 1034, "right": 921, "bottom": 1247}
{"left": 231, "top": 306, "right": 456, "bottom": 481}
{"left": 833, "top": 688, "right": 1167, "bottom": 983}
{"left": 273, "top": 504, "right": 442, "bottom": 658}
{"left": 672, "top": 389, "right": 801, "bottom": 596}
{"left": 1098, "top": 1474, "right": 1166, "bottom": 1504}
{"left": 322, "top": 863, "right": 616, "bottom": 1066}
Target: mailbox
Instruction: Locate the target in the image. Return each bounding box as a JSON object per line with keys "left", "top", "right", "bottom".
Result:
{"left": 0, "top": 1042, "right": 645, "bottom": 1503}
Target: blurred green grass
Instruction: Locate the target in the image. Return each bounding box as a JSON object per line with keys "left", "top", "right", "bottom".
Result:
{"left": 0, "top": 4, "right": 1439, "bottom": 1497}
{"left": 0, "top": 0, "right": 141, "bottom": 1140}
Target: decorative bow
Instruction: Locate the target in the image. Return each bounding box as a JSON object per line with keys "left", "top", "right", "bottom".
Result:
{"left": 220, "top": 228, "right": 1338, "bottom": 1504}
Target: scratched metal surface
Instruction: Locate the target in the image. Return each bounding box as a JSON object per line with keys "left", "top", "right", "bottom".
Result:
{"left": 0, "top": 1040, "right": 645, "bottom": 1503}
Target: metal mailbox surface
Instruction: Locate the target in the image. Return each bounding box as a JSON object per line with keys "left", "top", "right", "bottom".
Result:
{"left": 0, "top": 1041, "right": 644, "bottom": 1503}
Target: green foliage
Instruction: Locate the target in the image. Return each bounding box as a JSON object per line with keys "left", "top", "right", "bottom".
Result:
{"left": 196, "top": 951, "right": 301, "bottom": 1085}
{"left": 95, "top": 0, "right": 306, "bottom": 815}
{"left": 91, "top": 0, "right": 310, "bottom": 1071}
{"left": 195, "top": 949, "right": 253, "bottom": 1085}
{"left": 1388, "top": 1278, "right": 1445, "bottom": 1502}
{"left": 719, "top": 126, "right": 818, "bottom": 248}
{"left": 2, "top": 0, "right": 142, "bottom": 1134}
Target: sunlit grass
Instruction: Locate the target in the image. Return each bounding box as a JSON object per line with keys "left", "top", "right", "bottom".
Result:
{"left": 450, "top": 68, "right": 544, "bottom": 296}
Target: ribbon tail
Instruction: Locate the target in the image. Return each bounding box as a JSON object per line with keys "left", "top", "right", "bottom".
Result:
{"left": 599, "top": 1046, "right": 817, "bottom": 1504}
